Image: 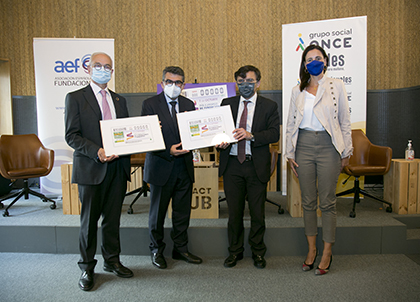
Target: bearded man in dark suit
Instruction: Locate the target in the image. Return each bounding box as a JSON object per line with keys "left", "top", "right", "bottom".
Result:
{"left": 65, "top": 52, "right": 133, "bottom": 291}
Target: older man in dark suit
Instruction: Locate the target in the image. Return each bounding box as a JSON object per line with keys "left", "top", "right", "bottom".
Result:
{"left": 141, "top": 66, "right": 202, "bottom": 269}
{"left": 65, "top": 52, "right": 133, "bottom": 291}
{"left": 218, "top": 65, "right": 280, "bottom": 269}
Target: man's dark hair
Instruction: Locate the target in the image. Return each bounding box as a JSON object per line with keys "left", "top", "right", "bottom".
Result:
{"left": 162, "top": 66, "right": 185, "bottom": 82}
{"left": 234, "top": 65, "right": 261, "bottom": 82}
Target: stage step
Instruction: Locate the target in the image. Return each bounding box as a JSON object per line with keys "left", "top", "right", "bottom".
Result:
{"left": 0, "top": 193, "right": 419, "bottom": 256}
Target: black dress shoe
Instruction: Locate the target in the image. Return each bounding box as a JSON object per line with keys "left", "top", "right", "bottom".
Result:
{"left": 79, "top": 270, "right": 94, "bottom": 291}
{"left": 224, "top": 253, "right": 244, "bottom": 268}
{"left": 172, "top": 250, "right": 203, "bottom": 264}
{"left": 252, "top": 254, "right": 266, "bottom": 269}
{"left": 103, "top": 262, "right": 133, "bottom": 278}
{"left": 151, "top": 253, "right": 167, "bottom": 269}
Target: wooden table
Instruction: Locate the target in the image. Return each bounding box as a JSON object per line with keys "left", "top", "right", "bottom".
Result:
{"left": 169, "top": 161, "right": 219, "bottom": 219}
{"left": 61, "top": 163, "right": 142, "bottom": 215}
{"left": 384, "top": 159, "right": 420, "bottom": 214}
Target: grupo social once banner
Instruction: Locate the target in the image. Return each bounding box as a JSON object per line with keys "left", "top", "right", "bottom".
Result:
{"left": 33, "top": 38, "right": 114, "bottom": 194}
{"left": 281, "top": 16, "right": 367, "bottom": 193}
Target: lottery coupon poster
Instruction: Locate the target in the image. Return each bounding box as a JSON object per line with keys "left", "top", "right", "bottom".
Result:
{"left": 176, "top": 106, "right": 237, "bottom": 150}
{"left": 100, "top": 115, "right": 165, "bottom": 156}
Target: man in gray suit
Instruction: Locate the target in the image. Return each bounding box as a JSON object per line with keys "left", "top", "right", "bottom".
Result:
{"left": 65, "top": 52, "right": 133, "bottom": 291}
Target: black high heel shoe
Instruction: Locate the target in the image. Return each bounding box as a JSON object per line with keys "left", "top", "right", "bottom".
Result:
{"left": 302, "top": 249, "right": 318, "bottom": 271}
{"left": 315, "top": 255, "right": 332, "bottom": 275}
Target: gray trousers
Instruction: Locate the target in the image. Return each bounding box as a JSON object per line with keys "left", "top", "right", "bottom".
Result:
{"left": 295, "top": 129, "right": 341, "bottom": 243}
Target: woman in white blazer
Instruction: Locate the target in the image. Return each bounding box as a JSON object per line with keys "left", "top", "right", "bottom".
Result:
{"left": 285, "top": 45, "right": 353, "bottom": 275}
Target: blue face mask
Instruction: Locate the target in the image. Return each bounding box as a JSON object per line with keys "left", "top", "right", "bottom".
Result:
{"left": 306, "top": 60, "right": 324, "bottom": 76}
{"left": 91, "top": 68, "right": 112, "bottom": 84}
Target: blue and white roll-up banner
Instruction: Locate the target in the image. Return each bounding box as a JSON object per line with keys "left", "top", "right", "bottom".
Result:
{"left": 281, "top": 16, "right": 367, "bottom": 193}
{"left": 33, "top": 38, "right": 114, "bottom": 195}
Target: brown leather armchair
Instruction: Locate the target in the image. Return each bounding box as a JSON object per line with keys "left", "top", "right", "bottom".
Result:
{"left": 336, "top": 129, "right": 393, "bottom": 218}
{"left": 125, "top": 153, "right": 148, "bottom": 214}
{"left": 0, "top": 134, "right": 56, "bottom": 217}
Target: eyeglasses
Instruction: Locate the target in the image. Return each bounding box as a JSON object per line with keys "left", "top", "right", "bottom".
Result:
{"left": 92, "top": 63, "right": 112, "bottom": 72}
{"left": 164, "top": 79, "right": 184, "bottom": 87}
{"left": 306, "top": 56, "right": 324, "bottom": 63}
{"left": 237, "top": 78, "right": 257, "bottom": 85}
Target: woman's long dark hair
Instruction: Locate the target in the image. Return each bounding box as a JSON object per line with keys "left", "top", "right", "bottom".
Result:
{"left": 299, "top": 45, "right": 329, "bottom": 91}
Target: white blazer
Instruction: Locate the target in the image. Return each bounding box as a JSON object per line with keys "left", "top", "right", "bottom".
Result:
{"left": 285, "top": 76, "right": 353, "bottom": 160}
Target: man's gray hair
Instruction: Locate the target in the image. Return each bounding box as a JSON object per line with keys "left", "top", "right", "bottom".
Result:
{"left": 89, "top": 52, "right": 113, "bottom": 66}
{"left": 162, "top": 66, "right": 185, "bottom": 82}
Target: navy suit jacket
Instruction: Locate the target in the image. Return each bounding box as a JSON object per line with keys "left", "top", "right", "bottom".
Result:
{"left": 141, "top": 92, "right": 195, "bottom": 186}
{"left": 218, "top": 95, "right": 280, "bottom": 183}
{"left": 65, "top": 85, "right": 131, "bottom": 185}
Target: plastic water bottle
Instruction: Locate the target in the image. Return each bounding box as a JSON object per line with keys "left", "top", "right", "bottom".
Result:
{"left": 193, "top": 149, "right": 201, "bottom": 163}
{"left": 405, "top": 140, "right": 414, "bottom": 161}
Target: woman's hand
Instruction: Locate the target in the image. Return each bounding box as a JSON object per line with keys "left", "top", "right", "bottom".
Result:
{"left": 341, "top": 157, "right": 349, "bottom": 172}
{"left": 288, "top": 158, "right": 299, "bottom": 178}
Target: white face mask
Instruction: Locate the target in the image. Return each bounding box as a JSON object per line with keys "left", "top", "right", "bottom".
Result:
{"left": 164, "top": 84, "right": 182, "bottom": 99}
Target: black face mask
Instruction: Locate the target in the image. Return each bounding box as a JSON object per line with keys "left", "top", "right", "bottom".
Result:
{"left": 238, "top": 82, "right": 255, "bottom": 99}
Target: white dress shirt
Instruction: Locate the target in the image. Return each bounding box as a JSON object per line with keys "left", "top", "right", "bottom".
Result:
{"left": 163, "top": 93, "right": 180, "bottom": 116}
{"left": 230, "top": 92, "right": 257, "bottom": 156}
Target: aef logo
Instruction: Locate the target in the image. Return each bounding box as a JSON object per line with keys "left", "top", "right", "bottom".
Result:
{"left": 54, "top": 54, "right": 90, "bottom": 73}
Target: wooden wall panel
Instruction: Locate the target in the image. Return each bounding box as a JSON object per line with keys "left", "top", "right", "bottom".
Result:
{"left": 0, "top": 0, "right": 419, "bottom": 96}
{"left": 0, "top": 59, "right": 13, "bottom": 134}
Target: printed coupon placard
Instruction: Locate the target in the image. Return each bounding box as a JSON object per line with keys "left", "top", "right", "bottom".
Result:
{"left": 100, "top": 115, "right": 165, "bottom": 156}
{"left": 176, "top": 106, "right": 237, "bottom": 150}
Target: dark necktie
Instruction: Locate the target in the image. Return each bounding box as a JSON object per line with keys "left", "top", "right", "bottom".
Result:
{"left": 170, "top": 101, "right": 180, "bottom": 138}
{"left": 238, "top": 101, "right": 250, "bottom": 163}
